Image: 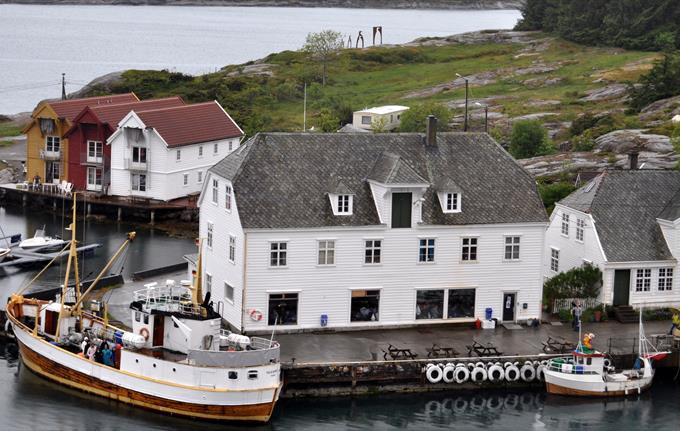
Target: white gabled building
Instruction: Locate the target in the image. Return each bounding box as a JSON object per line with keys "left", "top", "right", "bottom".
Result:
{"left": 197, "top": 120, "right": 548, "bottom": 334}
{"left": 352, "top": 105, "right": 410, "bottom": 131}
{"left": 545, "top": 170, "right": 680, "bottom": 309}
{"left": 107, "top": 101, "right": 243, "bottom": 201}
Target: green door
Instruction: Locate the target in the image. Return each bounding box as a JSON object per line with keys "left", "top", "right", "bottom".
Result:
{"left": 391, "top": 193, "right": 412, "bottom": 228}
{"left": 613, "top": 270, "right": 630, "bottom": 306}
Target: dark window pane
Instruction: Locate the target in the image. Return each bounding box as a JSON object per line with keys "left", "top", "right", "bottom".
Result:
{"left": 416, "top": 290, "right": 444, "bottom": 319}
{"left": 448, "top": 289, "right": 476, "bottom": 318}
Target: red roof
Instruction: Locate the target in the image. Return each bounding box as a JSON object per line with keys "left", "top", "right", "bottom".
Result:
{"left": 65, "top": 97, "right": 185, "bottom": 137}
{"left": 48, "top": 93, "right": 139, "bottom": 121}
{"left": 134, "top": 101, "right": 243, "bottom": 148}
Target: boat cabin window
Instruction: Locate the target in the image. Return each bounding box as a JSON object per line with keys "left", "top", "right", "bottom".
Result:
{"left": 228, "top": 371, "right": 238, "bottom": 380}
{"left": 134, "top": 311, "right": 140, "bottom": 322}
{"left": 586, "top": 358, "right": 592, "bottom": 365}
{"left": 143, "top": 314, "right": 149, "bottom": 324}
{"left": 576, "top": 357, "right": 583, "bottom": 365}
{"left": 247, "top": 370, "right": 258, "bottom": 380}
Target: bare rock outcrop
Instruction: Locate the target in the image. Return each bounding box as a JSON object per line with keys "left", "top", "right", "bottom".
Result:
{"left": 594, "top": 129, "right": 673, "bottom": 154}
{"left": 639, "top": 95, "right": 680, "bottom": 122}
{"left": 579, "top": 84, "right": 629, "bottom": 102}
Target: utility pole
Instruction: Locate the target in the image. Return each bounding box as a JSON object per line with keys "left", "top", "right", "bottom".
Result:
{"left": 484, "top": 105, "right": 488, "bottom": 133}
{"left": 61, "top": 73, "right": 66, "bottom": 100}
{"left": 303, "top": 83, "right": 307, "bottom": 132}
{"left": 456, "top": 73, "right": 469, "bottom": 132}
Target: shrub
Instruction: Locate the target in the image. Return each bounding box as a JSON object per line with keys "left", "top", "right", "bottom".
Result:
{"left": 398, "top": 102, "right": 451, "bottom": 133}
{"left": 509, "top": 120, "right": 554, "bottom": 159}
{"left": 543, "top": 264, "right": 602, "bottom": 306}
{"left": 558, "top": 309, "right": 572, "bottom": 322}
{"left": 538, "top": 181, "right": 576, "bottom": 214}
{"left": 572, "top": 130, "right": 595, "bottom": 152}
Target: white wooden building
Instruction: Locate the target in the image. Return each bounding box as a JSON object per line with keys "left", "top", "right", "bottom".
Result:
{"left": 107, "top": 101, "right": 243, "bottom": 201}
{"left": 352, "top": 105, "right": 410, "bottom": 131}
{"left": 197, "top": 121, "right": 548, "bottom": 333}
{"left": 545, "top": 170, "right": 680, "bottom": 309}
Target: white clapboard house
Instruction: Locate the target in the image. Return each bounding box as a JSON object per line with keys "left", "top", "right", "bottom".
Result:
{"left": 107, "top": 101, "right": 243, "bottom": 201}
{"left": 196, "top": 119, "right": 548, "bottom": 333}
{"left": 545, "top": 169, "right": 680, "bottom": 309}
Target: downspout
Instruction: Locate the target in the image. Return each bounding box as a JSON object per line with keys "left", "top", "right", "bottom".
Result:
{"left": 241, "top": 231, "right": 248, "bottom": 334}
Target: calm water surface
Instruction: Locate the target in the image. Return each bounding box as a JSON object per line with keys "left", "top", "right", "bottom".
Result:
{"left": 0, "top": 342, "right": 679, "bottom": 431}
{"left": 0, "top": 5, "right": 521, "bottom": 114}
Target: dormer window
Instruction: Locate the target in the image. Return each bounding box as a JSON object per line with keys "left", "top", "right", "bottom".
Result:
{"left": 439, "top": 192, "right": 461, "bottom": 214}
{"left": 337, "top": 195, "right": 352, "bottom": 214}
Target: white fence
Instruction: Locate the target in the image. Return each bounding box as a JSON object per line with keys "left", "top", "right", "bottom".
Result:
{"left": 552, "top": 297, "right": 600, "bottom": 314}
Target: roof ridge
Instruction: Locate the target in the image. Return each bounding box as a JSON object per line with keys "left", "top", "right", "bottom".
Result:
{"left": 134, "top": 101, "right": 216, "bottom": 114}
{"left": 90, "top": 96, "right": 183, "bottom": 111}
{"left": 50, "top": 92, "right": 137, "bottom": 106}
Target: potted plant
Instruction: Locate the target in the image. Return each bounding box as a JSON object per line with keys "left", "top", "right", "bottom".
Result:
{"left": 593, "top": 304, "right": 603, "bottom": 322}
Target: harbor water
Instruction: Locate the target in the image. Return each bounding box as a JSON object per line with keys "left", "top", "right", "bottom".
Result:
{"left": 0, "top": 4, "right": 521, "bottom": 114}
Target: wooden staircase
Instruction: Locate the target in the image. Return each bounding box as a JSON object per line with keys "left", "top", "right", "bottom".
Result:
{"left": 613, "top": 305, "right": 639, "bottom": 323}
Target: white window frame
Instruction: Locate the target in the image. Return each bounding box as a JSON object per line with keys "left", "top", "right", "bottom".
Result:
{"left": 504, "top": 236, "right": 521, "bottom": 261}
{"left": 561, "top": 213, "right": 570, "bottom": 237}
{"left": 225, "top": 282, "right": 234, "bottom": 303}
{"left": 207, "top": 222, "right": 214, "bottom": 249}
{"left": 576, "top": 218, "right": 585, "bottom": 242}
{"left": 176, "top": 149, "right": 181, "bottom": 161}
{"left": 337, "top": 195, "right": 352, "bottom": 215}
{"left": 214, "top": 143, "right": 219, "bottom": 154}
{"left": 635, "top": 268, "right": 652, "bottom": 292}
{"left": 198, "top": 145, "right": 203, "bottom": 157}
{"left": 658, "top": 268, "right": 673, "bottom": 291}
{"left": 87, "top": 140, "right": 103, "bottom": 163}
{"left": 205, "top": 273, "right": 212, "bottom": 295}
{"left": 183, "top": 173, "right": 188, "bottom": 186}
{"left": 225, "top": 185, "right": 232, "bottom": 211}
{"left": 446, "top": 193, "right": 460, "bottom": 212}
{"left": 229, "top": 235, "right": 236, "bottom": 264}
{"left": 132, "top": 146, "right": 147, "bottom": 164}
{"left": 86, "top": 166, "right": 102, "bottom": 191}
{"left": 229, "top": 141, "right": 233, "bottom": 152}
{"left": 197, "top": 171, "right": 203, "bottom": 184}
{"left": 45, "top": 136, "right": 60, "bottom": 153}
{"left": 317, "top": 240, "right": 335, "bottom": 266}
{"left": 418, "top": 238, "right": 436, "bottom": 263}
{"left": 550, "top": 248, "right": 559, "bottom": 272}
{"left": 212, "top": 179, "right": 218, "bottom": 204}
{"left": 361, "top": 115, "right": 372, "bottom": 125}
{"left": 364, "top": 239, "right": 382, "bottom": 265}
{"left": 131, "top": 173, "right": 147, "bottom": 192}
{"left": 270, "top": 242, "right": 288, "bottom": 267}
{"left": 461, "top": 237, "right": 478, "bottom": 262}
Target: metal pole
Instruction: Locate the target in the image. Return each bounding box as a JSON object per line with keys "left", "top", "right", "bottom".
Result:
{"left": 464, "top": 78, "right": 469, "bottom": 132}
{"left": 303, "top": 83, "right": 307, "bottom": 132}
{"left": 485, "top": 106, "right": 488, "bottom": 133}
{"left": 61, "top": 73, "right": 66, "bottom": 100}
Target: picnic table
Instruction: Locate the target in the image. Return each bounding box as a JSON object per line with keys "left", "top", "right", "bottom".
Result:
{"left": 381, "top": 344, "right": 418, "bottom": 360}
{"left": 426, "top": 343, "right": 459, "bottom": 358}
{"left": 542, "top": 336, "right": 576, "bottom": 353}
{"left": 466, "top": 340, "right": 503, "bottom": 357}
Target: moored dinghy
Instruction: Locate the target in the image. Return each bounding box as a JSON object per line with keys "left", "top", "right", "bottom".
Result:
{"left": 6, "top": 197, "right": 282, "bottom": 422}
{"left": 544, "top": 310, "right": 669, "bottom": 397}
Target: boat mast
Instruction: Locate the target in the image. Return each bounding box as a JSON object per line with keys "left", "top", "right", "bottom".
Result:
{"left": 193, "top": 238, "right": 204, "bottom": 314}
{"left": 55, "top": 195, "right": 80, "bottom": 339}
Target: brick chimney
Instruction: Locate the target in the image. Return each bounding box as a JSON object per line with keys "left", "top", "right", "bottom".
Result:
{"left": 426, "top": 115, "right": 437, "bottom": 146}
{"left": 628, "top": 152, "right": 639, "bottom": 170}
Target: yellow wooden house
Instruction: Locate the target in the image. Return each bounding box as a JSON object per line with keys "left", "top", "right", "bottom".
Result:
{"left": 24, "top": 93, "right": 138, "bottom": 184}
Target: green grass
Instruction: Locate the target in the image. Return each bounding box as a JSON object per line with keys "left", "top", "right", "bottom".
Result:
{"left": 0, "top": 122, "right": 24, "bottom": 137}
{"left": 88, "top": 33, "right": 657, "bottom": 137}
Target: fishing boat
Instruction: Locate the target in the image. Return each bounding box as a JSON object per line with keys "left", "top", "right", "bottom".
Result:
{"left": 544, "top": 311, "right": 669, "bottom": 397}
{"left": 19, "top": 226, "right": 67, "bottom": 251}
{"left": 0, "top": 247, "right": 10, "bottom": 263}
{"left": 6, "top": 197, "right": 282, "bottom": 422}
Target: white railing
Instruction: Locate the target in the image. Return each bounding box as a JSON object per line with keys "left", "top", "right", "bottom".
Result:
{"left": 40, "top": 149, "right": 60, "bottom": 160}
{"left": 133, "top": 284, "right": 201, "bottom": 315}
{"left": 219, "top": 329, "right": 279, "bottom": 351}
{"left": 552, "top": 297, "right": 600, "bottom": 314}
{"left": 124, "top": 158, "right": 148, "bottom": 171}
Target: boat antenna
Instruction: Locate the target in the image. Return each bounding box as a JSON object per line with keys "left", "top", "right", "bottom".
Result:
{"left": 192, "top": 238, "right": 205, "bottom": 317}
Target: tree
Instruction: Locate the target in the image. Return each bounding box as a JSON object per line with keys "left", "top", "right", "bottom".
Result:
{"left": 543, "top": 264, "right": 602, "bottom": 306}
{"left": 302, "top": 30, "right": 344, "bottom": 86}
{"left": 398, "top": 102, "right": 451, "bottom": 133}
{"left": 629, "top": 52, "right": 680, "bottom": 112}
{"left": 317, "top": 108, "right": 340, "bottom": 132}
{"left": 509, "top": 120, "right": 554, "bottom": 159}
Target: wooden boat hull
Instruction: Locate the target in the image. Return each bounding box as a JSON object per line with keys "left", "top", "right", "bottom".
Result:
{"left": 544, "top": 369, "right": 653, "bottom": 397}
{"left": 546, "top": 381, "right": 652, "bottom": 397}
{"left": 10, "top": 318, "right": 280, "bottom": 423}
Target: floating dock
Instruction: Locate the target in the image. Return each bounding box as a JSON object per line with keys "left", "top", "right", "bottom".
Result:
{"left": 0, "top": 242, "right": 101, "bottom": 269}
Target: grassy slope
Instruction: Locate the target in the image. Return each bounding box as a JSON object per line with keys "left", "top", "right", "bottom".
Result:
{"left": 84, "top": 32, "right": 661, "bottom": 137}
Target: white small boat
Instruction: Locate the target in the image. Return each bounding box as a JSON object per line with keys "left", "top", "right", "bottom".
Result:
{"left": 19, "top": 227, "right": 66, "bottom": 251}
{"left": 544, "top": 311, "right": 669, "bottom": 397}
{"left": 0, "top": 247, "right": 10, "bottom": 263}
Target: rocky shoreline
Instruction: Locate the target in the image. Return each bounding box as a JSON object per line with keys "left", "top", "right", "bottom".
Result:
{"left": 0, "top": 0, "right": 524, "bottom": 10}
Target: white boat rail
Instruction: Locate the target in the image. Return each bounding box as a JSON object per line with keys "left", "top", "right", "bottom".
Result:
{"left": 219, "top": 329, "right": 279, "bottom": 351}
{"left": 133, "top": 283, "right": 202, "bottom": 316}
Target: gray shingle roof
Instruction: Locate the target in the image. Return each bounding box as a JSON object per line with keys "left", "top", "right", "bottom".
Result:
{"left": 209, "top": 132, "right": 547, "bottom": 229}
{"left": 559, "top": 170, "right": 680, "bottom": 262}
{"left": 367, "top": 152, "right": 429, "bottom": 185}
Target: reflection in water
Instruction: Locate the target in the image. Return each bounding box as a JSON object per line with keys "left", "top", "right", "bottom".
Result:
{"left": 0, "top": 337, "right": 678, "bottom": 431}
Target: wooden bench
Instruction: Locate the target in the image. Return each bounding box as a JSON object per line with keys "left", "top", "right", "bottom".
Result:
{"left": 466, "top": 340, "right": 503, "bottom": 357}
{"left": 426, "top": 343, "right": 460, "bottom": 358}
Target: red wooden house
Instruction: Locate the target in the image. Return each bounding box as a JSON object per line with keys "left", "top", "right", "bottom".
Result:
{"left": 64, "top": 97, "right": 184, "bottom": 192}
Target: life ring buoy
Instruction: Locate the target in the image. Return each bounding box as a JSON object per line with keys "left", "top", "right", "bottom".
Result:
{"left": 454, "top": 366, "right": 470, "bottom": 384}
{"left": 139, "top": 327, "right": 150, "bottom": 341}
{"left": 249, "top": 309, "right": 264, "bottom": 322}
{"left": 604, "top": 358, "right": 612, "bottom": 368}
{"left": 442, "top": 365, "right": 456, "bottom": 383}
{"left": 426, "top": 364, "right": 443, "bottom": 383}
{"left": 488, "top": 364, "right": 505, "bottom": 382}
{"left": 471, "top": 366, "right": 487, "bottom": 382}
{"left": 505, "top": 364, "right": 520, "bottom": 382}
{"left": 520, "top": 364, "right": 536, "bottom": 382}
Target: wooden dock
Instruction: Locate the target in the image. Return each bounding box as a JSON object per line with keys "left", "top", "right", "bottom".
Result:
{"left": 0, "top": 242, "right": 101, "bottom": 269}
